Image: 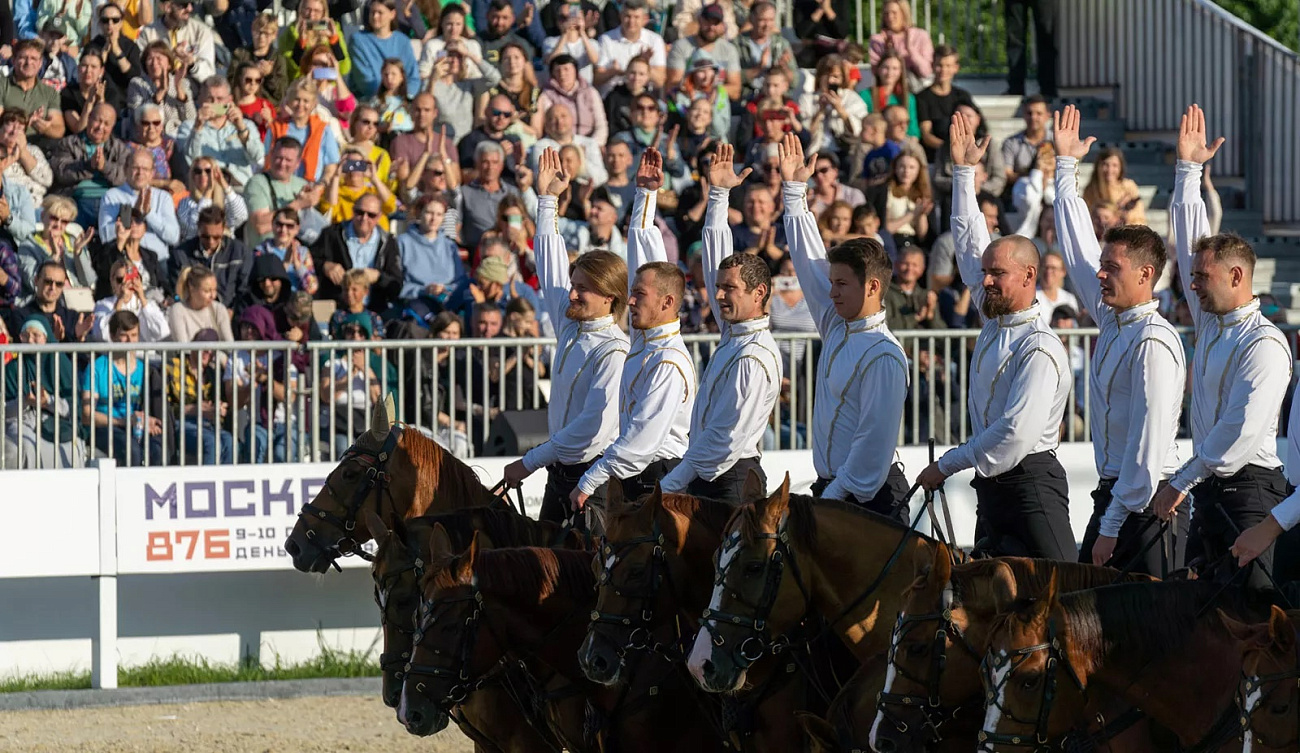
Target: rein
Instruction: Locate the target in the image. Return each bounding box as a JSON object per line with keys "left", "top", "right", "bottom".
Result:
{"left": 299, "top": 426, "right": 405, "bottom": 568}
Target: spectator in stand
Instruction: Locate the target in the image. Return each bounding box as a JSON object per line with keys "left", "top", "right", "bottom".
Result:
{"left": 62, "top": 49, "right": 126, "bottom": 138}
{"left": 245, "top": 136, "right": 328, "bottom": 247}
{"left": 299, "top": 47, "right": 356, "bottom": 135}
{"left": 18, "top": 195, "right": 95, "bottom": 298}
{"left": 571, "top": 186, "right": 626, "bottom": 258}
{"left": 321, "top": 147, "right": 400, "bottom": 229}
{"left": 177, "top": 156, "right": 250, "bottom": 242}
{"left": 543, "top": 1, "right": 599, "bottom": 82}
{"left": 868, "top": 0, "right": 934, "bottom": 91}
{"left": 137, "top": 0, "right": 217, "bottom": 83}
{"left": 98, "top": 149, "right": 181, "bottom": 264}
{"left": 368, "top": 60, "right": 414, "bottom": 136}
{"left": 280, "top": 0, "right": 351, "bottom": 81}
{"left": 81, "top": 310, "right": 166, "bottom": 465}
{"left": 226, "top": 305, "right": 289, "bottom": 462}
{"left": 536, "top": 54, "right": 607, "bottom": 145}
{"left": 860, "top": 113, "right": 897, "bottom": 186}
{"left": 817, "top": 200, "right": 852, "bottom": 248}
{"left": 1035, "top": 249, "right": 1079, "bottom": 328}
{"left": 803, "top": 54, "right": 866, "bottom": 158}
{"left": 0, "top": 237, "right": 20, "bottom": 309}
{"left": 915, "top": 45, "right": 975, "bottom": 162}
{"left": 180, "top": 76, "right": 265, "bottom": 189}
{"left": 1005, "top": 0, "right": 1057, "bottom": 97}
{"left": 10, "top": 260, "right": 92, "bottom": 342}
{"left": 126, "top": 42, "right": 196, "bottom": 139}
{"left": 233, "top": 63, "right": 278, "bottom": 141}
{"left": 242, "top": 253, "right": 293, "bottom": 316}
{"left": 732, "top": 183, "right": 785, "bottom": 253}
{"left": 737, "top": 66, "right": 802, "bottom": 157}
{"left": 3, "top": 316, "right": 83, "bottom": 469}
{"left": 933, "top": 103, "right": 1006, "bottom": 205}
{"left": 169, "top": 206, "right": 255, "bottom": 308}
{"left": 793, "top": 0, "right": 850, "bottom": 66}
{"left": 390, "top": 96, "right": 456, "bottom": 194}
{"left": 0, "top": 40, "right": 66, "bottom": 141}
{"left": 852, "top": 202, "right": 898, "bottom": 260}
{"left": 613, "top": 93, "right": 685, "bottom": 183}
{"left": 477, "top": 196, "right": 536, "bottom": 275}
{"left": 230, "top": 15, "right": 290, "bottom": 106}
{"left": 488, "top": 295, "right": 548, "bottom": 411}
{"left": 604, "top": 58, "right": 654, "bottom": 138}
{"left": 417, "top": 5, "right": 482, "bottom": 83}
{"left": 0, "top": 113, "right": 51, "bottom": 209}
{"left": 670, "top": 51, "right": 730, "bottom": 142}
{"left": 460, "top": 93, "right": 523, "bottom": 171}
{"left": 861, "top": 51, "right": 920, "bottom": 139}
{"left": 36, "top": 23, "right": 78, "bottom": 93}
{"left": 166, "top": 328, "right": 237, "bottom": 465}
{"left": 738, "top": 2, "right": 797, "bottom": 100}
{"left": 91, "top": 259, "right": 170, "bottom": 342}
{"left": 130, "top": 104, "right": 187, "bottom": 199}
{"left": 1091, "top": 200, "right": 1120, "bottom": 240}
{"left": 675, "top": 0, "right": 739, "bottom": 40}
{"left": 429, "top": 40, "right": 501, "bottom": 146}
{"left": 599, "top": 139, "right": 638, "bottom": 219}
{"left": 254, "top": 208, "right": 319, "bottom": 295}
{"left": 310, "top": 192, "right": 404, "bottom": 311}
{"left": 38, "top": 0, "right": 88, "bottom": 46}
{"left": 263, "top": 79, "right": 341, "bottom": 184}
{"left": 1007, "top": 141, "right": 1055, "bottom": 237}
{"left": 327, "top": 269, "right": 385, "bottom": 338}
{"left": 345, "top": 106, "right": 396, "bottom": 183}
{"left": 479, "top": 0, "right": 538, "bottom": 66}
{"left": 88, "top": 3, "right": 143, "bottom": 96}
{"left": 1002, "top": 94, "right": 1052, "bottom": 186}
{"left": 884, "top": 103, "right": 928, "bottom": 166}
{"left": 350, "top": 0, "right": 420, "bottom": 100}
{"left": 399, "top": 195, "right": 465, "bottom": 314}
{"left": 884, "top": 245, "right": 942, "bottom": 331}
{"left": 168, "top": 266, "right": 234, "bottom": 342}
{"left": 666, "top": 4, "right": 741, "bottom": 100}
{"left": 530, "top": 104, "right": 606, "bottom": 186}
{"left": 1082, "top": 146, "right": 1147, "bottom": 226}
{"left": 318, "top": 312, "right": 384, "bottom": 455}
{"left": 928, "top": 161, "right": 999, "bottom": 290}
{"left": 881, "top": 152, "right": 932, "bottom": 249}
{"left": 92, "top": 207, "right": 166, "bottom": 302}
{"left": 0, "top": 149, "right": 35, "bottom": 246}
{"left": 595, "top": 0, "right": 666, "bottom": 96}
{"left": 808, "top": 152, "right": 865, "bottom": 214}
{"left": 461, "top": 140, "right": 534, "bottom": 250}
{"left": 478, "top": 43, "right": 540, "bottom": 139}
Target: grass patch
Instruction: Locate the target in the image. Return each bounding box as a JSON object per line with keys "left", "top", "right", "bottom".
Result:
{"left": 0, "top": 645, "right": 380, "bottom": 693}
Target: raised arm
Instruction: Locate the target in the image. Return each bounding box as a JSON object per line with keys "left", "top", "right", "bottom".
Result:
{"left": 776, "top": 133, "right": 833, "bottom": 333}
{"left": 1051, "top": 105, "right": 1104, "bottom": 315}
{"left": 949, "top": 112, "right": 992, "bottom": 315}
{"left": 1171, "top": 104, "right": 1225, "bottom": 328}
{"left": 626, "top": 147, "right": 668, "bottom": 290}
{"left": 533, "top": 147, "right": 575, "bottom": 328}
{"left": 701, "top": 143, "right": 753, "bottom": 332}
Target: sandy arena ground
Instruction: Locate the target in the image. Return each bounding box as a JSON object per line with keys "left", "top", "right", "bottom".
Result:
{"left": 0, "top": 695, "right": 475, "bottom": 753}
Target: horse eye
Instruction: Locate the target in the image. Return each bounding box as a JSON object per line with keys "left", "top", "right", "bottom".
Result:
{"left": 906, "top": 642, "right": 928, "bottom": 657}
{"left": 1271, "top": 703, "right": 1290, "bottom": 715}
{"left": 626, "top": 566, "right": 646, "bottom": 580}
{"left": 744, "top": 561, "right": 765, "bottom": 576}
{"left": 1020, "top": 673, "right": 1041, "bottom": 691}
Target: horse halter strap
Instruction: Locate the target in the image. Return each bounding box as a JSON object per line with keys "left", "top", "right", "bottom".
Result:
{"left": 299, "top": 426, "right": 404, "bottom": 564}
{"left": 375, "top": 551, "right": 425, "bottom": 679}
{"left": 877, "top": 582, "right": 982, "bottom": 741}
{"left": 699, "top": 522, "right": 811, "bottom": 668}
{"left": 405, "top": 587, "right": 493, "bottom": 707}
{"left": 1237, "top": 624, "right": 1300, "bottom": 751}
{"left": 590, "top": 519, "right": 672, "bottom": 656}
{"left": 978, "top": 618, "right": 1085, "bottom": 753}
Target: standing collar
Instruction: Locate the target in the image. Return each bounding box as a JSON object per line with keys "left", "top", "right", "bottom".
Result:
{"left": 846, "top": 308, "right": 887, "bottom": 334}
{"left": 579, "top": 314, "right": 616, "bottom": 333}
{"left": 725, "top": 315, "right": 770, "bottom": 337}
{"left": 997, "top": 302, "right": 1041, "bottom": 328}
{"left": 637, "top": 319, "right": 681, "bottom": 342}
{"left": 1216, "top": 297, "right": 1260, "bottom": 327}
{"left": 1116, "top": 298, "right": 1160, "bottom": 327}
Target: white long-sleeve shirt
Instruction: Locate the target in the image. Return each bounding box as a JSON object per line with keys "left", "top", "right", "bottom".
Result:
{"left": 1269, "top": 395, "right": 1300, "bottom": 530}
{"left": 578, "top": 189, "right": 695, "bottom": 494}
{"left": 1167, "top": 160, "right": 1292, "bottom": 493}
{"left": 782, "top": 181, "right": 907, "bottom": 502}
{"left": 520, "top": 196, "right": 629, "bottom": 473}
{"left": 660, "top": 186, "right": 781, "bottom": 492}
{"left": 937, "top": 165, "right": 1071, "bottom": 479}
{"left": 1054, "top": 157, "right": 1186, "bottom": 537}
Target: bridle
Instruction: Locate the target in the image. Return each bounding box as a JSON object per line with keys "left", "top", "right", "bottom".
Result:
{"left": 404, "top": 584, "right": 498, "bottom": 707}
{"left": 876, "top": 582, "right": 983, "bottom": 743}
{"left": 373, "top": 542, "right": 424, "bottom": 684}
{"left": 1237, "top": 625, "right": 1300, "bottom": 752}
{"left": 979, "top": 618, "right": 1085, "bottom": 753}
{"left": 298, "top": 426, "right": 404, "bottom": 567}
{"left": 590, "top": 518, "right": 679, "bottom": 658}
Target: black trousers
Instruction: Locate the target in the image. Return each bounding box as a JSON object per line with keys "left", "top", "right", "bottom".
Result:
{"left": 540, "top": 460, "right": 605, "bottom": 527}
{"left": 1187, "top": 464, "right": 1288, "bottom": 591}
{"left": 812, "top": 463, "right": 910, "bottom": 523}
{"left": 971, "top": 451, "right": 1075, "bottom": 560}
{"left": 1005, "top": 0, "right": 1058, "bottom": 96}
{"left": 1078, "top": 479, "right": 1188, "bottom": 576}
{"left": 685, "top": 456, "right": 765, "bottom": 506}
{"left": 619, "top": 457, "right": 682, "bottom": 502}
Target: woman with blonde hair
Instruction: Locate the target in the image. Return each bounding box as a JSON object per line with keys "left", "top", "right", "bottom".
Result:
{"left": 18, "top": 195, "right": 96, "bottom": 295}
{"left": 178, "top": 157, "right": 249, "bottom": 242}
{"left": 1082, "top": 146, "right": 1147, "bottom": 226}
{"left": 280, "top": 0, "right": 351, "bottom": 80}
{"left": 263, "top": 78, "right": 342, "bottom": 183}
{"left": 298, "top": 44, "right": 357, "bottom": 123}
{"left": 884, "top": 151, "right": 933, "bottom": 248}
{"left": 167, "top": 265, "right": 234, "bottom": 343}
{"left": 867, "top": 0, "right": 935, "bottom": 91}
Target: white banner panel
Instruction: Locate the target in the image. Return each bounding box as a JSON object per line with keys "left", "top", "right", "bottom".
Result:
{"left": 0, "top": 468, "right": 101, "bottom": 578}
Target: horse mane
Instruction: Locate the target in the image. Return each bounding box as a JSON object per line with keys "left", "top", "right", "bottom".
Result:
{"left": 434, "top": 547, "right": 595, "bottom": 605}
{"left": 394, "top": 428, "right": 496, "bottom": 509}
{"left": 735, "top": 493, "right": 918, "bottom": 552}
{"left": 951, "top": 558, "right": 1149, "bottom": 606}
{"left": 657, "top": 492, "right": 737, "bottom": 534}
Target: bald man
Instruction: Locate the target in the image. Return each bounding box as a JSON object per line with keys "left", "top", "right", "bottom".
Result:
{"left": 916, "top": 113, "right": 1074, "bottom": 559}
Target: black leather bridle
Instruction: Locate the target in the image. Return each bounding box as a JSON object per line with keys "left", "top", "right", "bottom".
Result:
{"left": 298, "top": 426, "right": 403, "bottom": 567}
{"left": 404, "top": 585, "right": 497, "bottom": 707}
{"left": 589, "top": 518, "right": 677, "bottom": 658}
{"left": 1237, "top": 625, "right": 1300, "bottom": 752}
{"left": 978, "top": 618, "right": 1085, "bottom": 752}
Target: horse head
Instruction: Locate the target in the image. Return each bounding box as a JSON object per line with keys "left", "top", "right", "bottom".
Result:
{"left": 365, "top": 508, "right": 422, "bottom": 710}
{"left": 1222, "top": 606, "right": 1300, "bottom": 753}
{"left": 687, "top": 474, "right": 804, "bottom": 693}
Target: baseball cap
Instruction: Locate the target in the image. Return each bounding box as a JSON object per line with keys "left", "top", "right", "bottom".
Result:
{"left": 699, "top": 3, "right": 725, "bottom": 23}
{"left": 687, "top": 48, "right": 718, "bottom": 72}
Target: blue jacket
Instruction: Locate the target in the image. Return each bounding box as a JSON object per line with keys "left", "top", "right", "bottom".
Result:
{"left": 398, "top": 228, "right": 466, "bottom": 301}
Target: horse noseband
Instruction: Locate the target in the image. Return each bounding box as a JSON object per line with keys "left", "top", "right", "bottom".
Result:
{"left": 589, "top": 521, "right": 675, "bottom": 658}
{"left": 978, "top": 619, "right": 1084, "bottom": 753}
{"left": 299, "top": 426, "right": 404, "bottom": 564}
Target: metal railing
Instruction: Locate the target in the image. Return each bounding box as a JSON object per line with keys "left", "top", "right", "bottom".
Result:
{"left": 3, "top": 325, "right": 1295, "bottom": 470}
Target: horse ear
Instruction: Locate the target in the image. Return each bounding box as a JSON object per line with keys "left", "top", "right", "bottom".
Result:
{"left": 741, "top": 468, "right": 766, "bottom": 503}
{"left": 606, "top": 477, "right": 626, "bottom": 510}
{"left": 932, "top": 540, "right": 952, "bottom": 584}
{"left": 370, "top": 392, "right": 392, "bottom": 437}
{"left": 1039, "top": 569, "right": 1060, "bottom": 612}
{"left": 644, "top": 483, "right": 663, "bottom": 515}
{"left": 758, "top": 474, "right": 791, "bottom": 522}
{"left": 1269, "top": 605, "right": 1296, "bottom": 652}
{"left": 1219, "top": 608, "right": 1269, "bottom": 646}
{"left": 912, "top": 538, "right": 935, "bottom": 579}
{"left": 363, "top": 508, "right": 389, "bottom": 542}
{"left": 795, "top": 712, "right": 838, "bottom": 753}
{"left": 429, "top": 522, "right": 454, "bottom": 560}
{"left": 456, "top": 531, "right": 480, "bottom": 582}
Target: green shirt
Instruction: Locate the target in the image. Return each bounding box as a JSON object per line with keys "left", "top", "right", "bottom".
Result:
{"left": 244, "top": 173, "right": 307, "bottom": 246}
{"left": 0, "top": 76, "right": 59, "bottom": 137}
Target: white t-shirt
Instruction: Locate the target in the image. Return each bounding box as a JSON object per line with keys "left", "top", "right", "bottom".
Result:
{"left": 1036, "top": 288, "right": 1081, "bottom": 327}
{"left": 595, "top": 27, "right": 667, "bottom": 95}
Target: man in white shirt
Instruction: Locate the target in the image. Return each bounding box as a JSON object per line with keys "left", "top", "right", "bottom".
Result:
{"left": 1034, "top": 251, "right": 1079, "bottom": 327}
{"left": 572, "top": 148, "right": 696, "bottom": 512}
{"left": 98, "top": 150, "right": 181, "bottom": 264}
{"left": 593, "top": 0, "right": 666, "bottom": 95}
{"left": 1153, "top": 105, "right": 1292, "bottom": 591}
{"left": 659, "top": 144, "right": 781, "bottom": 503}
{"left": 136, "top": 0, "right": 217, "bottom": 84}
{"left": 779, "top": 134, "right": 909, "bottom": 517}
{"left": 502, "top": 148, "right": 630, "bottom": 525}
{"left": 1052, "top": 105, "right": 1187, "bottom": 575}
{"left": 917, "top": 113, "right": 1074, "bottom": 559}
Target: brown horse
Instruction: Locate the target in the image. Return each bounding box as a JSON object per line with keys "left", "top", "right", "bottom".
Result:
{"left": 579, "top": 476, "right": 851, "bottom": 752}
{"left": 686, "top": 478, "right": 932, "bottom": 696}
{"left": 981, "top": 578, "right": 1273, "bottom": 752}
{"left": 1220, "top": 606, "right": 1300, "bottom": 753}
{"left": 366, "top": 508, "right": 578, "bottom": 751}
{"left": 285, "top": 395, "right": 501, "bottom": 572}
{"left": 400, "top": 529, "right": 727, "bottom": 752}
{"left": 868, "top": 540, "right": 1155, "bottom": 753}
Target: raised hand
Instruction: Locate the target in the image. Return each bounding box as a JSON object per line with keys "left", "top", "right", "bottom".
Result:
{"left": 1052, "top": 105, "right": 1095, "bottom": 160}
{"left": 537, "top": 147, "right": 570, "bottom": 197}
{"left": 635, "top": 147, "right": 664, "bottom": 191}
{"left": 949, "top": 111, "right": 989, "bottom": 167}
{"left": 777, "top": 132, "right": 815, "bottom": 183}
{"left": 1177, "top": 104, "right": 1225, "bottom": 164}
{"left": 708, "top": 143, "right": 752, "bottom": 189}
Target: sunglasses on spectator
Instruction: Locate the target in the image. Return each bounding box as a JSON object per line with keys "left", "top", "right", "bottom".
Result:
{"left": 142, "top": 119, "right": 163, "bottom": 126}
{"left": 243, "top": 76, "right": 263, "bottom": 84}
{"left": 489, "top": 109, "right": 513, "bottom": 118}
{"left": 357, "top": 118, "right": 378, "bottom": 126}
{"left": 354, "top": 210, "right": 381, "bottom": 219}
{"left": 429, "top": 169, "right": 446, "bottom": 178}
{"left": 101, "top": 14, "right": 122, "bottom": 22}
{"left": 113, "top": 275, "right": 127, "bottom": 284}
{"left": 341, "top": 326, "right": 367, "bottom": 337}
{"left": 195, "top": 167, "right": 213, "bottom": 175}
{"left": 273, "top": 220, "right": 299, "bottom": 229}
{"left": 42, "top": 278, "right": 66, "bottom": 288}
